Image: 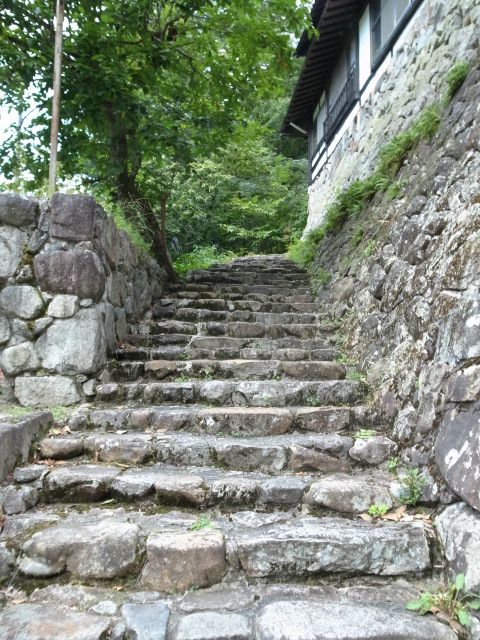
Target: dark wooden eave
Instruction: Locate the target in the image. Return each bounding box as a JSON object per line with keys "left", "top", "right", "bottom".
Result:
{"left": 281, "top": 0, "right": 365, "bottom": 136}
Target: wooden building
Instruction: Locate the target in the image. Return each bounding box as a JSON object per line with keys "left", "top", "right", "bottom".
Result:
{"left": 282, "top": 0, "right": 424, "bottom": 184}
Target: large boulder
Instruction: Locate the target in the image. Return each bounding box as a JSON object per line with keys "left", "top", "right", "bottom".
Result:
{"left": 436, "top": 503, "right": 480, "bottom": 591}
{"left": 435, "top": 404, "right": 480, "bottom": 511}
{"left": 50, "top": 193, "right": 95, "bottom": 241}
{"left": 20, "top": 519, "right": 139, "bottom": 578}
{"left": 15, "top": 376, "right": 81, "bottom": 407}
{"left": 0, "top": 341, "right": 40, "bottom": 375}
{"left": 34, "top": 248, "right": 106, "bottom": 301}
{"left": 0, "top": 193, "right": 38, "bottom": 226}
{"left": 0, "top": 285, "right": 44, "bottom": 319}
{"left": 37, "top": 307, "right": 106, "bottom": 375}
{"left": 0, "top": 226, "right": 27, "bottom": 283}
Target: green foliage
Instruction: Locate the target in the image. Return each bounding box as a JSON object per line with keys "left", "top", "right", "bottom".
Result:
{"left": 386, "top": 456, "right": 399, "bottom": 474}
{"left": 363, "top": 239, "right": 375, "bottom": 258}
{"left": 188, "top": 516, "right": 214, "bottom": 531}
{"left": 310, "top": 266, "right": 331, "bottom": 288}
{"left": 167, "top": 129, "right": 308, "bottom": 255}
{"left": 352, "top": 225, "right": 364, "bottom": 246}
{"left": 354, "top": 429, "right": 376, "bottom": 440}
{"left": 305, "top": 396, "right": 322, "bottom": 407}
{"left": 368, "top": 504, "right": 389, "bottom": 518}
{"left": 0, "top": 0, "right": 310, "bottom": 268}
{"left": 288, "top": 226, "right": 325, "bottom": 267}
{"left": 398, "top": 467, "right": 426, "bottom": 506}
{"left": 347, "top": 369, "right": 367, "bottom": 382}
{"left": 406, "top": 574, "right": 480, "bottom": 629}
{"left": 173, "top": 246, "right": 237, "bottom": 276}
{"left": 93, "top": 187, "right": 152, "bottom": 256}
{"left": 445, "top": 61, "right": 470, "bottom": 102}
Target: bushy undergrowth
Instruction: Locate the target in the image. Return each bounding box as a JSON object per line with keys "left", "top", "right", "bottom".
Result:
{"left": 173, "top": 245, "right": 237, "bottom": 276}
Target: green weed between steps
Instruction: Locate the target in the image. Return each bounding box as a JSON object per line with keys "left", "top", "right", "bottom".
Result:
{"left": 188, "top": 515, "right": 215, "bottom": 531}
{"left": 397, "top": 467, "right": 426, "bottom": 506}
{"left": 406, "top": 573, "right": 480, "bottom": 629}
{"left": 353, "top": 429, "right": 376, "bottom": 440}
{"left": 288, "top": 62, "right": 470, "bottom": 269}
{"left": 368, "top": 504, "right": 389, "bottom": 518}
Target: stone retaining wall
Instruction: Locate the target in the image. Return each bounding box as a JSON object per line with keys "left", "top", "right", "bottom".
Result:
{"left": 0, "top": 193, "right": 167, "bottom": 406}
{"left": 306, "top": 0, "right": 480, "bottom": 232}
{"left": 310, "top": 61, "right": 480, "bottom": 535}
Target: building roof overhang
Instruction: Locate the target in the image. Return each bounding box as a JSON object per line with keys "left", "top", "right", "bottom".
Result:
{"left": 281, "top": 0, "right": 365, "bottom": 137}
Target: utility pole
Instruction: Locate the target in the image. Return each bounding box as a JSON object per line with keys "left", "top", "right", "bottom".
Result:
{"left": 49, "top": 0, "right": 64, "bottom": 193}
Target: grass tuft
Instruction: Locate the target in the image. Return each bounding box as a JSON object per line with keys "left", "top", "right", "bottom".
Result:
{"left": 444, "top": 61, "right": 470, "bottom": 102}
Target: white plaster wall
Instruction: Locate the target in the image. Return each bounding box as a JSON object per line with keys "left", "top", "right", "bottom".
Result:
{"left": 304, "top": 0, "right": 480, "bottom": 234}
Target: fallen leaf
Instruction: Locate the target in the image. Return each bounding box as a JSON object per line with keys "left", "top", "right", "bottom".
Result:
{"left": 401, "top": 514, "right": 414, "bottom": 522}
{"left": 55, "top": 460, "right": 67, "bottom": 466}
{"left": 112, "top": 586, "right": 124, "bottom": 591}
{"left": 381, "top": 513, "right": 399, "bottom": 521}
{"left": 116, "top": 430, "right": 128, "bottom": 435}
{"left": 11, "top": 598, "right": 27, "bottom": 605}
{"left": 396, "top": 505, "right": 407, "bottom": 516}
{"left": 359, "top": 514, "right": 373, "bottom": 522}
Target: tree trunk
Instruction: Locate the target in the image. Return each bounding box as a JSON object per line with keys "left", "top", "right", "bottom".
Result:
{"left": 106, "top": 104, "right": 178, "bottom": 282}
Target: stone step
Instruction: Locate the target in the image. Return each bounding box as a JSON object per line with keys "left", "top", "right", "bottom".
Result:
{"left": 37, "top": 432, "right": 371, "bottom": 475}
{"left": 108, "top": 359, "right": 346, "bottom": 383}
{"left": 180, "top": 283, "right": 312, "bottom": 296}
{"left": 158, "top": 298, "right": 322, "bottom": 324}
{"left": 167, "top": 308, "right": 321, "bottom": 325}
{"left": 1, "top": 507, "right": 433, "bottom": 588}
{"left": 161, "top": 298, "right": 319, "bottom": 314}
{"left": 135, "top": 320, "right": 338, "bottom": 341}
{"left": 0, "top": 585, "right": 457, "bottom": 640}
{"left": 95, "top": 379, "right": 366, "bottom": 407}
{"left": 69, "top": 404, "right": 375, "bottom": 436}
{"left": 187, "top": 336, "right": 336, "bottom": 351}
{"left": 184, "top": 272, "right": 310, "bottom": 285}
{"left": 168, "top": 290, "right": 315, "bottom": 303}
{"left": 115, "top": 345, "right": 340, "bottom": 363}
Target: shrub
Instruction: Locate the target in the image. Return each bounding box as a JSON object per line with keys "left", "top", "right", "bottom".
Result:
{"left": 173, "top": 245, "right": 237, "bottom": 276}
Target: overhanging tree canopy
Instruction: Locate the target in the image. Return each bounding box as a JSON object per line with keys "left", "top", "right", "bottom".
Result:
{"left": 0, "top": 0, "right": 310, "bottom": 277}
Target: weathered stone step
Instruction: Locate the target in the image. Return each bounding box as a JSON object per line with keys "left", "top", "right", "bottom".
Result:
{"left": 136, "top": 319, "right": 337, "bottom": 338}
{"left": 69, "top": 404, "right": 372, "bottom": 436}
{"left": 0, "top": 578, "right": 457, "bottom": 640}
{"left": 108, "top": 359, "right": 346, "bottom": 383}
{"left": 95, "top": 379, "right": 366, "bottom": 407}
{"left": 0, "top": 585, "right": 457, "bottom": 640}
{"left": 184, "top": 271, "right": 310, "bottom": 284}
{"left": 161, "top": 297, "right": 318, "bottom": 314}
{"left": 169, "top": 308, "right": 321, "bottom": 325}
{"left": 187, "top": 336, "right": 336, "bottom": 351}
{"left": 37, "top": 432, "right": 364, "bottom": 476}
{"left": 168, "top": 290, "right": 315, "bottom": 303}
{"left": 2, "top": 507, "right": 432, "bottom": 587}
{"left": 254, "top": 601, "right": 456, "bottom": 640}
{"left": 115, "top": 345, "right": 339, "bottom": 363}
{"left": 180, "top": 283, "right": 312, "bottom": 296}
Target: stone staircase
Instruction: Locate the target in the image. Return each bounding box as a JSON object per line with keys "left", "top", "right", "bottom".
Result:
{"left": 0, "top": 255, "right": 457, "bottom": 640}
